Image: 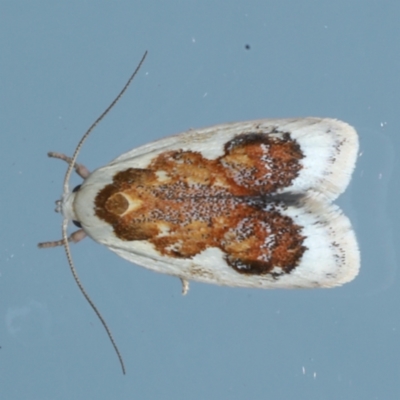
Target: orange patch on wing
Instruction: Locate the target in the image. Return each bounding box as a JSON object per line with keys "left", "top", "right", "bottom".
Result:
{"left": 94, "top": 132, "right": 306, "bottom": 275}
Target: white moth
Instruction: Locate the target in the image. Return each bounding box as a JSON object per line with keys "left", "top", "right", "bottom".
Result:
{"left": 40, "top": 52, "right": 359, "bottom": 374}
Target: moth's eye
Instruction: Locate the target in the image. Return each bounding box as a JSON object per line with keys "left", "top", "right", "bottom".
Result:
{"left": 73, "top": 220, "right": 82, "bottom": 228}
{"left": 72, "top": 185, "right": 81, "bottom": 193}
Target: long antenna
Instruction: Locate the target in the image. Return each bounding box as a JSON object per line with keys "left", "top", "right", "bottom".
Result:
{"left": 42, "top": 51, "right": 148, "bottom": 374}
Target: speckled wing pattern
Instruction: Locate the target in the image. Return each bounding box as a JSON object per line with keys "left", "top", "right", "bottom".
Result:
{"left": 70, "top": 118, "right": 359, "bottom": 289}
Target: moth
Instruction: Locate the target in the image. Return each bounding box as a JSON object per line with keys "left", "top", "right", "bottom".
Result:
{"left": 40, "top": 52, "right": 359, "bottom": 373}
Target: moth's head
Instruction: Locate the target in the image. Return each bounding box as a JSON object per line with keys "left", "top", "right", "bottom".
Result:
{"left": 37, "top": 155, "right": 90, "bottom": 249}
{"left": 59, "top": 185, "right": 80, "bottom": 227}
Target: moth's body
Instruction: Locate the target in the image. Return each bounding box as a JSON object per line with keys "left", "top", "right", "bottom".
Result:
{"left": 40, "top": 53, "right": 360, "bottom": 373}
{"left": 63, "top": 117, "right": 360, "bottom": 290}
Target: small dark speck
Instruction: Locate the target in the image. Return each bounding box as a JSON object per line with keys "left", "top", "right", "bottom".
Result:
{"left": 245, "top": 44, "right": 251, "bottom": 50}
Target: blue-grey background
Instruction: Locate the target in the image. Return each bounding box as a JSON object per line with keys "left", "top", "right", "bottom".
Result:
{"left": 1, "top": 1, "right": 399, "bottom": 399}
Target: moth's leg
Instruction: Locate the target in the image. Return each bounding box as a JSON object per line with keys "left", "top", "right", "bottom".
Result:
{"left": 180, "top": 278, "right": 190, "bottom": 296}
{"left": 47, "top": 152, "right": 90, "bottom": 179}
{"left": 38, "top": 229, "right": 87, "bottom": 248}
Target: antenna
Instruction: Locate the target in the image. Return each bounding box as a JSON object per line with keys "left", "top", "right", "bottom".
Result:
{"left": 39, "top": 51, "right": 148, "bottom": 374}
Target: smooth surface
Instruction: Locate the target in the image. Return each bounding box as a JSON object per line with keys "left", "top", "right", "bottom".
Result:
{"left": 1, "top": 1, "right": 400, "bottom": 399}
